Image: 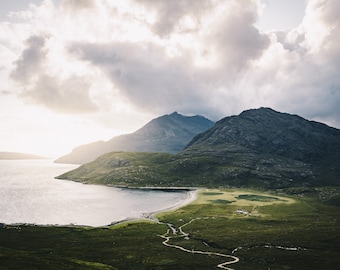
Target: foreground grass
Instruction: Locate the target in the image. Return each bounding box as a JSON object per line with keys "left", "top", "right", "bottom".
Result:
{"left": 0, "top": 188, "right": 339, "bottom": 269}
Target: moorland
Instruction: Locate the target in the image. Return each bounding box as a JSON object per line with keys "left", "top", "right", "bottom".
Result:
{"left": 1, "top": 187, "right": 339, "bottom": 269}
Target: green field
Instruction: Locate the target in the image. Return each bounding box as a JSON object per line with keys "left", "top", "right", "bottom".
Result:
{"left": 1, "top": 188, "right": 339, "bottom": 269}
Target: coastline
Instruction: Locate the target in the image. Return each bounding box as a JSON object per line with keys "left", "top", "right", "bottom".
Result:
{"left": 115, "top": 185, "right": 196, "bottom": 192}
{"left": 109, "top": 189, "right": 199, "bottom": 226}
{"left": 1, "top": 186, "right": 198, "bottom": 228}
{"left": 144, "top": 189, "right": 199, "bottom": 220}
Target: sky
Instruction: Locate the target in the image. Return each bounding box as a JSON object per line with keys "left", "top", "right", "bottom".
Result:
{"left": 0, "top": 0, "right": 339, "bottom": 158}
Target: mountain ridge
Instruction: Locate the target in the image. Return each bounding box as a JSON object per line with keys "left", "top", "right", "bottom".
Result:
{"left": 55, "top": 112, "right": 214, "bottom": 164}
{"left": 57, "top": 107, "right": 340, "bottom": 189}
{"left": 185, "top": 107, "right": 340, "bottom": 161}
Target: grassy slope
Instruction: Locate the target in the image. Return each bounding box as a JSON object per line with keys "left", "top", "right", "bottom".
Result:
{"left": 57, "top": 151, "right": 318, "bottom": 189}
{"left": 1, "top": 188, "right": 339, "bottom": 270}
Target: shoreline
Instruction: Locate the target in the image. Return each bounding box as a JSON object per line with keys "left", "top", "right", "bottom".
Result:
{"left": 143, "top": 189, "right": 199, "bottom": 220}
{"left": 1, "top": 188, "right": 199, "bottom": 228}
{"left": 109, "top": 189, "right": 199, "bottom": 226}
{"left": 116, "top": 186, "right": 195, "bottom": 192}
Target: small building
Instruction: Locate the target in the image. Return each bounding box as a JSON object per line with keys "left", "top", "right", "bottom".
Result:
{"left": 236, "top": 209, "right": 249, "bottom": 215}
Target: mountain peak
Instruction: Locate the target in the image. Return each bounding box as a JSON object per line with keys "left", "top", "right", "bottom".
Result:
{"left": 188, "top": 107, "right": 340, "bottom": 151}
{"left": 58, "top": 108, "right": 340, "bottom": 189}
{"left": 55, "top": 112, "right": 214, "bottom": 164}
{"left": 240, "top": 107, "right": 277, "bottom": 116}
{"left": 183, "top": 108, "right": 340, "bottom": 186}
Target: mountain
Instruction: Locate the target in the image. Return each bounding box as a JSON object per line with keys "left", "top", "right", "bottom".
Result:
{"left": 182, "top": 107, "right": 340, "bottom": 187}
{"left": 57, "top": 108, "right": 340, "bottom": 189}
{"left": 185, "top": 107, "right": 340, "bottom": 160}
{"left": 0, "top": 152, "right": 46, "bottom": 160}
{"left": 55, "top": 112, "right": 214, "bottom": 164}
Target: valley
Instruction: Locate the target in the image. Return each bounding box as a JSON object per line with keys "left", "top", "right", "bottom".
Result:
{"left": 1, "top": 187, "right": 339, "bottom": 269}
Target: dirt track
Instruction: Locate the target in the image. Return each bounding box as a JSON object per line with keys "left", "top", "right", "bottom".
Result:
{"left": 159, "top": 218, "right": 239, "bottom": 270}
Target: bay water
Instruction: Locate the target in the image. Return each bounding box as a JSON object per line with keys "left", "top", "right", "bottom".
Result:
{"left": 0, "top": 159, "right": 191, "bottom": 226}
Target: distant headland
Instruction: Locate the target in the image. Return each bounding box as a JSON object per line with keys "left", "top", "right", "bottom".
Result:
{"left": 0, "top": 152, "right": 47, "bottom": 160}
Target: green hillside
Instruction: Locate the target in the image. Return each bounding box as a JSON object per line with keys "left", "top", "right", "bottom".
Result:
{"left": 57, "top": 108, "right": 340, "bottom": 189}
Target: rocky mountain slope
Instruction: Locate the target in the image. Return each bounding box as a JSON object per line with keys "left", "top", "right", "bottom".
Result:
{"left": 185, "top": 107, "right": 340, "bottom": 161}
{"left": 182, "top": 107, "right": 340, "bottom": 187}
{"left": 57, "top": 108, "right": 340, "bottom": 189}
{"left": 55, "top": 112, "right": 214, "bottom": 164}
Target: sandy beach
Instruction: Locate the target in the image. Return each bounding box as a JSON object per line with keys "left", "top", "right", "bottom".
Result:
{"left": 110, "top": 189, "right": 199, "bottom": 226}
{"left": 145, "top": 189, "right": 199, "bottom": 221}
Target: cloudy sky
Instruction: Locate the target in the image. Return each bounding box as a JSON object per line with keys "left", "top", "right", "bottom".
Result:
{"left": 0, "top": 0, "right": 339, "bottom": 157}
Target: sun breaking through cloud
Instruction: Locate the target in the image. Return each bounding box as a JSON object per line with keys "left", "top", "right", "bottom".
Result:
{"left": 0, "top": 0, "right": 339, "bottom": 156}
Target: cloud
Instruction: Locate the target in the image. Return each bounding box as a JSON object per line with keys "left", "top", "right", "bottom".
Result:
{"left": 0, "top": 90, "right": 11, "bottom": 95}
{"left": 135, "top": 0, "right": 214, "bottom": 36}
{"left": 10, "top": 35, "right": 47, "bottom": 84}
{"left": 2, "top": 0, "right": 340, "bottom": 128}
{"left": 260, "top": 0, "right": 340, "bottom": 125}
{"left": 21, "top": 74, "right": 98, "bottom": 113}
{"left": 10, "top": 35, "right": 98, "bottom": 113}
{"left": 135, "top": 0, "right": 269, "bottom": 71}
{"left": 67, "top": 0, "right": 270, "bottom": 119}
{"left": 69, "top": 41, "right": 211, "bottom": 116}
{"left": 60, "top": 0, "right": 95, "bottom": 12}
{"left": 203, "top": 0, "right": 270, "bottom": 72}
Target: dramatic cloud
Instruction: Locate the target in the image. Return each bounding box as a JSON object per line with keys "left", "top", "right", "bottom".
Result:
{"left": 136, "top": 0, "right": 215, "bottom": 36}
{"left": 66, "top": 0, "right": 270, "bottom": 119}
{"left": 10, "top": 35, "right": 47, "bottom": 84}
{"left": 10, "top": 35, "right": 98, "bottom": 113}
{"left": 0, "top": 0, "right": 339, "bottom": 156}
{"left": 68, "top": 42, "right": 209, "bottom": 116}
{"left": 202, "top": 0, "right": 270, "bottom": 71}
{"left": 21, "top": 74, "right": 98, "bottom": 113}
{"left": 254, "top": 0, "right": 340, "bottom": 125}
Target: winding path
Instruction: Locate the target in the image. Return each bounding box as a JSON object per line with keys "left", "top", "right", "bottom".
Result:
{"left": 158, "top": 218, "right": 239, "bottom": 270}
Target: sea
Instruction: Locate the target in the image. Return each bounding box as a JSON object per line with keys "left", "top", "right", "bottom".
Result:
{"left": 0, "top": 159, "right": 191, "bottom": 227}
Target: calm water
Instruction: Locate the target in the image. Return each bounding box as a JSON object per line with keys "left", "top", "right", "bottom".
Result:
{"left": 0, "top": 159, "right": 190, "bottom": 226}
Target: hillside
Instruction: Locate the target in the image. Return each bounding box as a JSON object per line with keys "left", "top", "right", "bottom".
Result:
{"left": 0, "top": 152, "right": 46, "bottom": 160}
{"left": 185, "top": 107, "right": 340, "bottom": 161}
{"left": 57, "top": 108, "right": 340, "bottom": 189}
{"left": 55, "top": 112, "right": 214, "bottom": 164}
